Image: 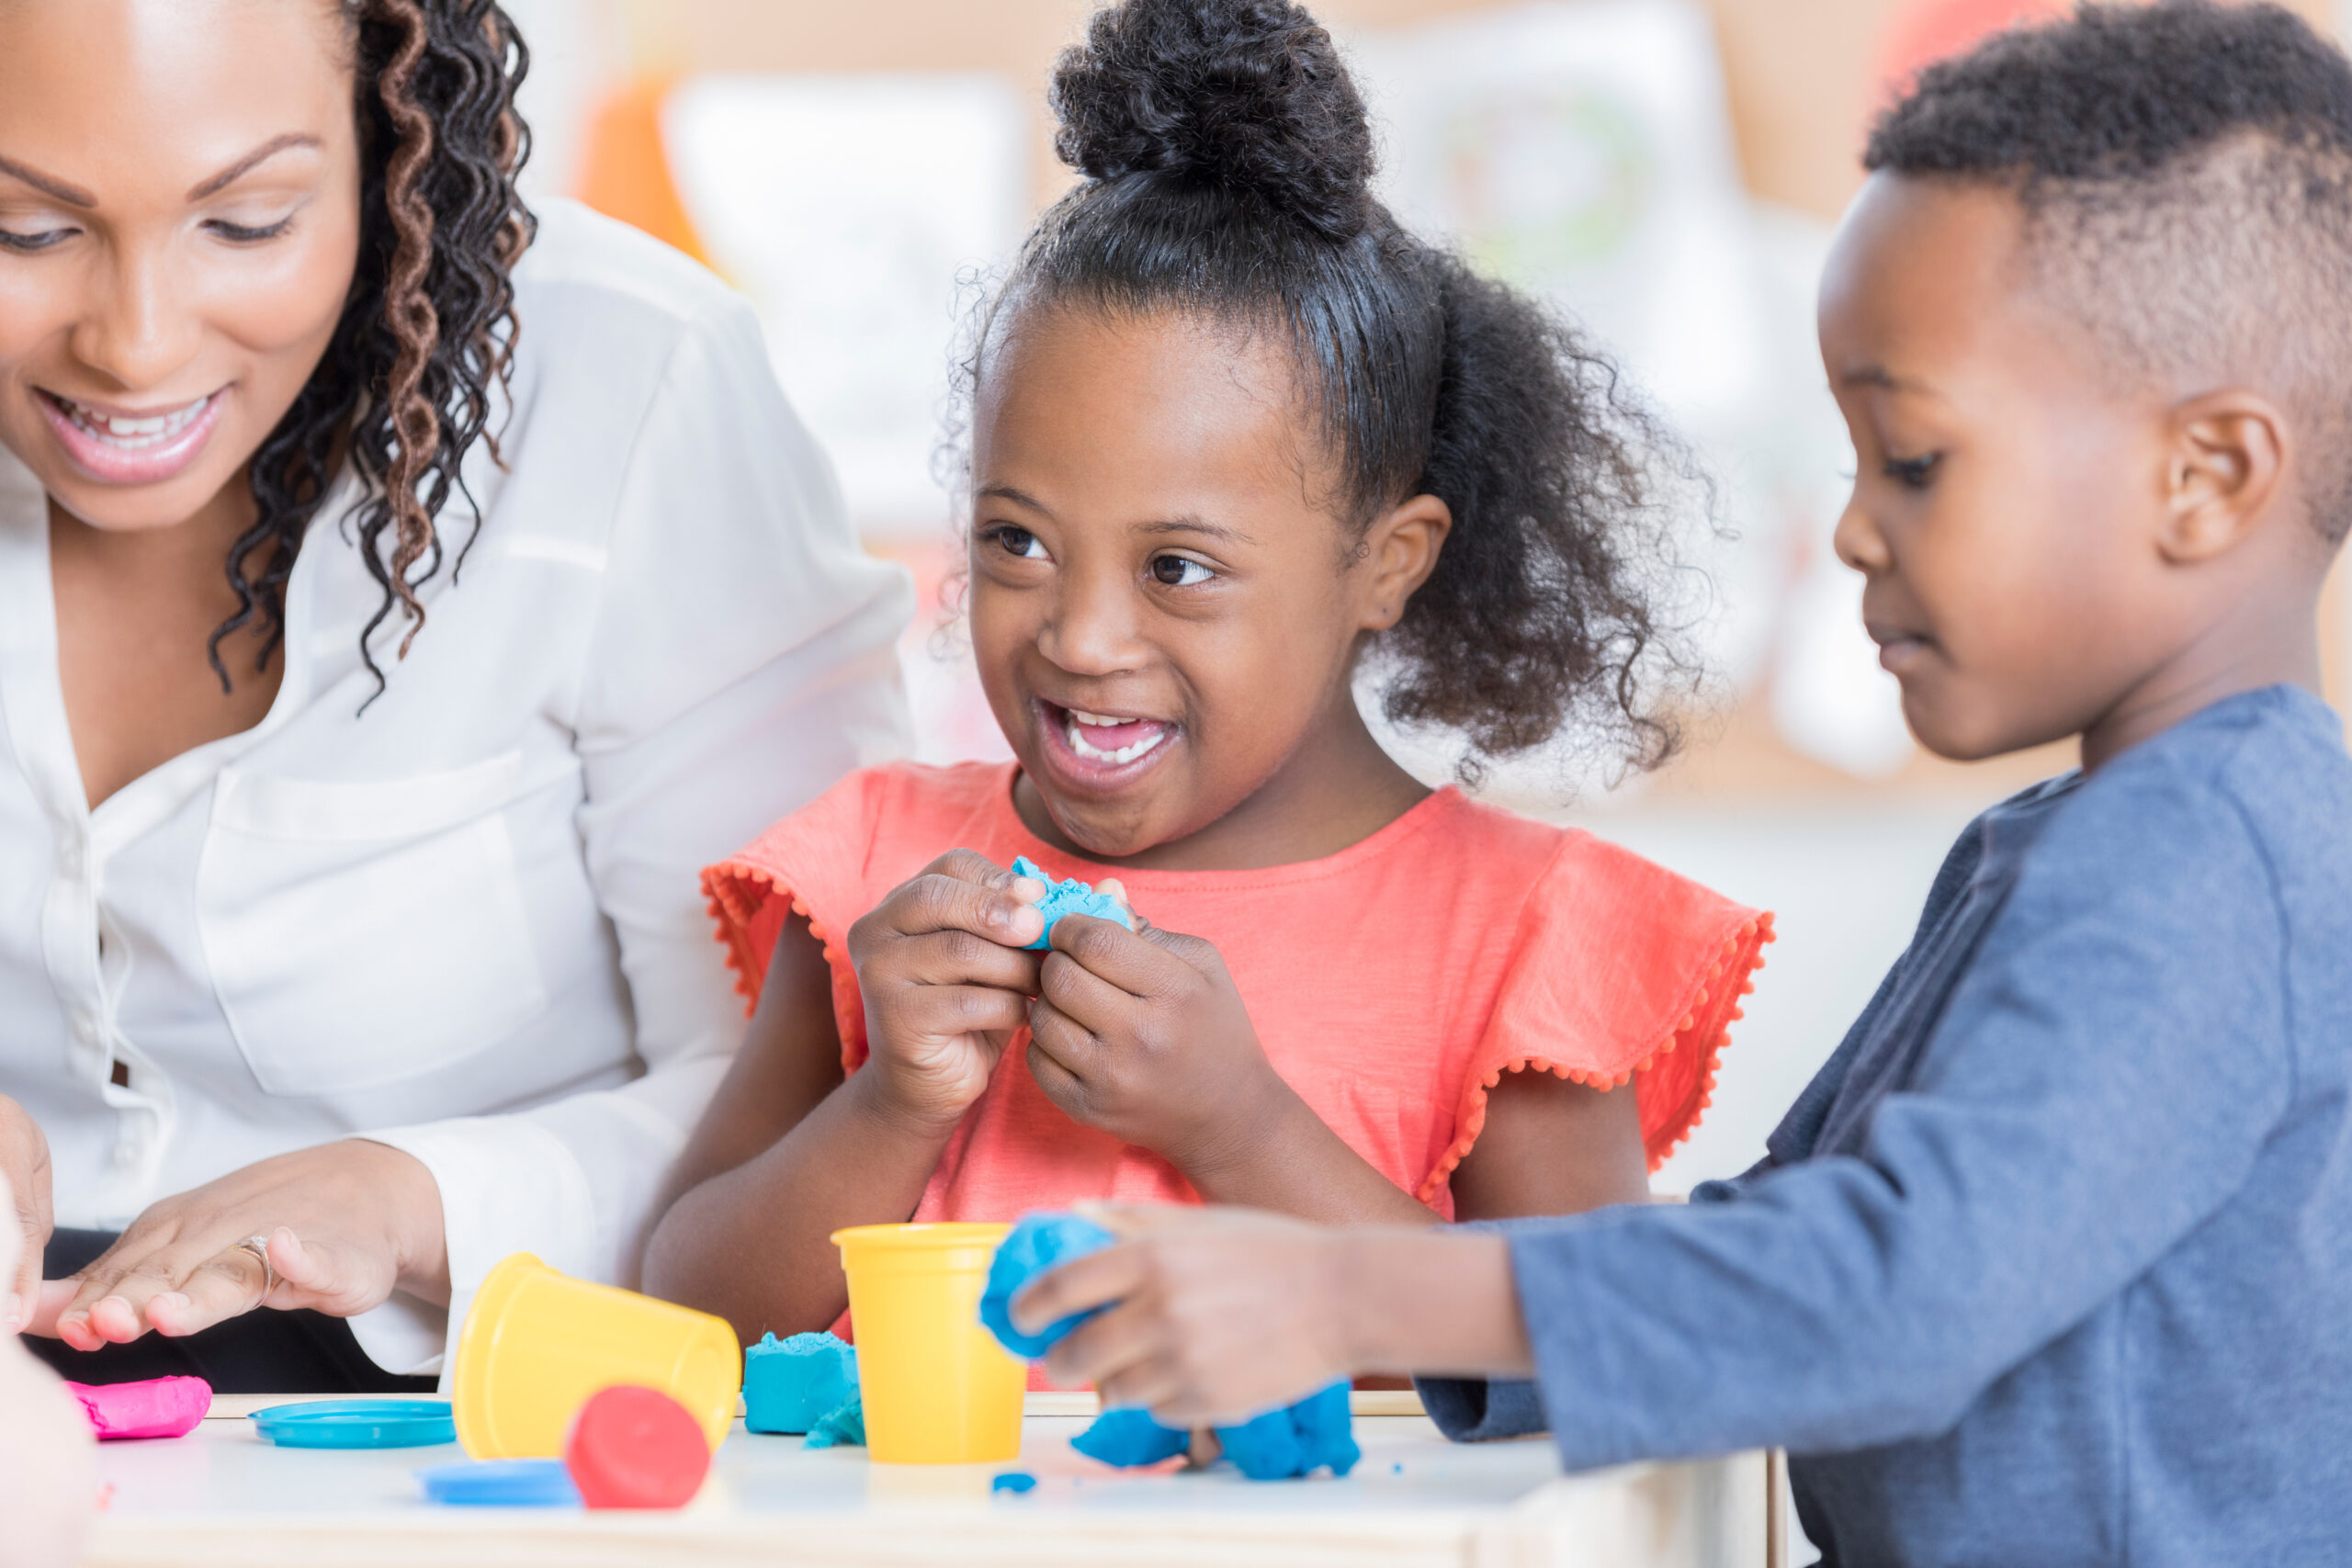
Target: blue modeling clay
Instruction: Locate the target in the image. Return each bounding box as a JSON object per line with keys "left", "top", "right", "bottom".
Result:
{"left": 1070, "top": 1405, "right": 1189, "bottom": 1468}
{"left": 802, "top": 1387, "right": 866, "bottom": 1450}
{"left": 1213, "top": 1382, "right": 1359, "bottom": 1481}
{"left": 1009, "top": 856, "right": 1136, "bottom": 950}
{"left": 741, "top": 1331, "right": 858, "bottom": 1435}
{"left": 978, "top": 1211, "right": 1360, "bottom": 1481}
{"left": 979, "top": 1212, "right": 1118, "bottom": 1358}
{"left": 991, "top": 1471, "right": 1038, "bottom": 1494}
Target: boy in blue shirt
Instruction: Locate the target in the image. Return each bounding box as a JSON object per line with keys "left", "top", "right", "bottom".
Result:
{"left": 1008, "top": 4, "right": 2352, "bottom": 1562}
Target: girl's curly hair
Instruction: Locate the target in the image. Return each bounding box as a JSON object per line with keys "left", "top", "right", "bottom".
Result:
{"left": 211, "top": 0, "right": 533, "bottom": 698}
{"left": 964, "top": 0, "right": 1696, "bottom": 780}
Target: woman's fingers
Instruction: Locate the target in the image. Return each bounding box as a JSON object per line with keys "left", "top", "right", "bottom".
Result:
{"left": 144, "top": 1245, "right": 272, "bottom": 1338}
{"left": 0, "top": 1099, "right": 52, "bottom": 1333}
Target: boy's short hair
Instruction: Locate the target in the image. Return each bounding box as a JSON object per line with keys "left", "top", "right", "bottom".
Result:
{"left": 1866, "top": 0, "right": 2352, "bottom": 543}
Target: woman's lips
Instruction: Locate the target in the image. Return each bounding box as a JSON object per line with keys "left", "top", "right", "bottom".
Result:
{"left": 39, "top": 389, "right": 225, "bottom": 486}
{"left": 1035, "top": 700, "right": 1178, "bottom": 792}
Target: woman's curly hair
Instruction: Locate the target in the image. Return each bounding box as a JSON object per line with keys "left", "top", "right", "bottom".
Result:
{"left": 212, "top": 0, "right": 533, "bottom": 697}
{"left": 965, "top": 0, "right": 1695, "bottom": 779}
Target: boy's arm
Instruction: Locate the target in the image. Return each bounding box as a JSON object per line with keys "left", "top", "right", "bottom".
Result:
{"left": 1032, "top": 774, "right": 2293, "bottom": 1459}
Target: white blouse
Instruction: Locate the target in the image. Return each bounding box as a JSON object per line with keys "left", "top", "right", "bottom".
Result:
{"left": 0, "top": 200, "right": 911, "bottom": 1373}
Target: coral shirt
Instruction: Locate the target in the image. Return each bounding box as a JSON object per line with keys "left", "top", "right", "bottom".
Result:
{"left": 706, "top": 761, "right": 1770, "bottom": 1228}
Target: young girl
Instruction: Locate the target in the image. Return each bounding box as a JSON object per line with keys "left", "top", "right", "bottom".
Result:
{"left": 639, "top": 0, "right": 1770, "bottom": 1348}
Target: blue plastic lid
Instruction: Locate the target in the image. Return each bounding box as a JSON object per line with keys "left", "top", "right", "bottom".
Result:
{"left": 416, "top": 1459, "right": 582, "bottom": 1507}
{"left": 251, "top": 1399, "right": 456, "bottom": 1450}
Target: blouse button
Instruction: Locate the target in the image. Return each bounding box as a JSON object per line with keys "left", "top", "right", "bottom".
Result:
{"left": 57, "top": 838, "right": 84, "bottom": 880}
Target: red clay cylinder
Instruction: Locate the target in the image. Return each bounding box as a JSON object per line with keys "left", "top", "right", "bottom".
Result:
{"left": 562, "top": 1384, "right": 711, "bottom": 1510}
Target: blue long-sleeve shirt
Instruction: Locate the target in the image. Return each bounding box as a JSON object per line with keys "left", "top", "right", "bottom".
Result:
{"left": 1421, "top": 686, "right": 2352, "bottom": 1566}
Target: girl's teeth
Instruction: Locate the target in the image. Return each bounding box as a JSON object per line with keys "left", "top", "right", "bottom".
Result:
{"left": 1066, "top": 718, "right": 1169, "bottom": 765}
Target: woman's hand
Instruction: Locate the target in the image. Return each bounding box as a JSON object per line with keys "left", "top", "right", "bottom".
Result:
{"left": 27, "top": 1139, "right": 447, "bottom": 1348}
{"left": 0, "top": 1097, "right": 51, "bottom": 1333}
{"left": 1024, "top": 914, "right": 1295, "bottom": 1175}
{"left": 1016, "top": 1206, "right": 1534, "bottom": 1428}
{"left": 846, "top": 851, "right": 1046, "bottom": 1132}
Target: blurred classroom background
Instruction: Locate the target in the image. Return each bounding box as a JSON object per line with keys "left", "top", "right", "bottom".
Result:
{"left": 504, "top": 0, "right": 2352, "bottom": 1190}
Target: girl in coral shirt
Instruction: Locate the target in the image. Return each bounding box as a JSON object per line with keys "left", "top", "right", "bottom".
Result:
{"left": 641, "top": 0, "right": 1770, "bottom": 1347}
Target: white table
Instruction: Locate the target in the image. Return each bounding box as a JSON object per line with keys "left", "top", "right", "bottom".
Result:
{"left": 84, "top": 1396, "right": 1775, "bottom": 1568}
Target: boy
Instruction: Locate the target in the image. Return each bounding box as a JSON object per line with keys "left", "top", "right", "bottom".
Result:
{"left": 1008, "top": 5, "right": 2352, "bottom": 1563}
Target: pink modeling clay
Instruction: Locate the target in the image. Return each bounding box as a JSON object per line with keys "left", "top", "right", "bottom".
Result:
{"left": 62, "top": 1376, "right": 210, "bottom": 1440}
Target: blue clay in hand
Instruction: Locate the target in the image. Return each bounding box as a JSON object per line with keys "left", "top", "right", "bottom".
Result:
{"left": 1009, "top": 856, "right": 1135, "bottom": 950}
{"left": 979, "top": 1212, "right": 1118, "bottom": 1359}
{"left": 978, "top": 1211, "right": 1360, "bottom": 1481}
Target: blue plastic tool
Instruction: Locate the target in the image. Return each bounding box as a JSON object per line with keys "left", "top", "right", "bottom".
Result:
{"left": 417, "top": 1459, "right": 582, "bottom": 1507}
{"left": 251, "top": 1399, "right": 456, "bottom": 1450}
{"left": 1009, "top": 856, "right": 1136, "bottom": 950}
{"left": 978, "top": 1212, "right": 1361, "bottom": 1481}
{"left": 992, "top": 1471, "right": 1039, "bottom": 1494}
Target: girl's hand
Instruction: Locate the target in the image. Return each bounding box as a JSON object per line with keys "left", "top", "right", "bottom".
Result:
{"left": 847, "top": 851, "right": 1046, "bottom": 1132}
{"left": 28, "top": 1139, "right": 447, "bottom": 1348}
{"left": 1024, "top": 911, "right": 1295, "bottom": 1174}
{"left": 1016, "top": 1206, "right": 1355, "bottom": 1426}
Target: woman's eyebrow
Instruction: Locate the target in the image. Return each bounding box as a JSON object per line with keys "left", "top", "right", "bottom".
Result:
{"left": 187, "top": 133, "right": 323, "bottom": 201}
{"left": 0, "top": 155, "right": 96, "bottom": 209}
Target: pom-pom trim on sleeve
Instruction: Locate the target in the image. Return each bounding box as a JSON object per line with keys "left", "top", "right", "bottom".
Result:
{"left": 1417, "top": 910, "right": 1775, "bottom": 1203}
{"left": 701, "top": 861, "right": 870, "bottom": 1076}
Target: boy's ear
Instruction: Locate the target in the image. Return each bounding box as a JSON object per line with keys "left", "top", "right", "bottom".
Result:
{"left": 2159, "top": 390, "right": 2289, "bottom": 565}
{"left": 1357, "top": 493, "right": 1453, "bottom": 631}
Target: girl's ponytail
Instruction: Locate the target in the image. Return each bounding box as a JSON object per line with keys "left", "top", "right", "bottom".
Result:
{"left": 1388, "top": 252, "right": 1688, "bottom": 774}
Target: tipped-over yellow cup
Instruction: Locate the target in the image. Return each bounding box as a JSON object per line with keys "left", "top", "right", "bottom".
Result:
{"left": 832, "top": 1222, "right": 1024, "bottom": 1464}
{"left": 450, "top": 1251, "right": 741, "bottom": 1459}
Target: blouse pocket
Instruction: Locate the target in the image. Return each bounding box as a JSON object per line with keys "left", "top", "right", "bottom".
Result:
{"left": 197, "top": 752, "right": 552, "bottom": 1098}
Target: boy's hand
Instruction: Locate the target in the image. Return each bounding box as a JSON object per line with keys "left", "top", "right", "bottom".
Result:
{"left": 1023, "top": 911, "right": 1294, "bottom": 1174}
{"left": 847, "top": 851, "right": 1046, "bottom": 1132}
{"left": 1015, "top": 1206, "right": 1354, "bottom": 1426}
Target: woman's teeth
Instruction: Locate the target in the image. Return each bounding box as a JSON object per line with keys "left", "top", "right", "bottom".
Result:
{"left": 1065, "top": 708, "right": 1170, "bottom": 765}
{"left": 55, "top": 395, "right": 213, "bottom": 450}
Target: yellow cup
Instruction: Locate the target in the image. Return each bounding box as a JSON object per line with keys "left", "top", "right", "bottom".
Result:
{"left": 832, "top": 1223, "right": 1024, "bottom": 1465}
{"left": 450, "top": 1252, "right": 741, "bottom": 1459}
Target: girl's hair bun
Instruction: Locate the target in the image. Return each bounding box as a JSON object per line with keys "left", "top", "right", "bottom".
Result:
{"left": 1050, "top": 0, "right": 1375, "bottom": 241}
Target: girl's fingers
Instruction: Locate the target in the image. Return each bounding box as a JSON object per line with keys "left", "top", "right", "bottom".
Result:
{"left": 893, "top": 860, "right": 1046, "bottom": 947}
{"left": 1035, "top": 950, "right": 1132, "bottom": 1033}
{"left": 903, "top": 984, "right": 1034, "bottom": 1042}
{"left": 1048, "top": 914, "right": 1187, "bottom": 998}
{"left": 894, "top": 929, "right": 1045, "bottom": 992}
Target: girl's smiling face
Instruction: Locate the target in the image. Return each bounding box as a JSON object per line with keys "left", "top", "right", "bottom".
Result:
{"left": 967, "top": 306, "right": 1446, "bottom": 865}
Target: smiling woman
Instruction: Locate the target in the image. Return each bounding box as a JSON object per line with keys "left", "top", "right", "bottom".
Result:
{"left": 0, "top": 0, "right": 910, "bottom": 1393}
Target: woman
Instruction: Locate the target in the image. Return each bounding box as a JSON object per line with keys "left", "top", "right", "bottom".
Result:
{"left": 0, "top": 0, "right": 909, "bottom": 1388}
